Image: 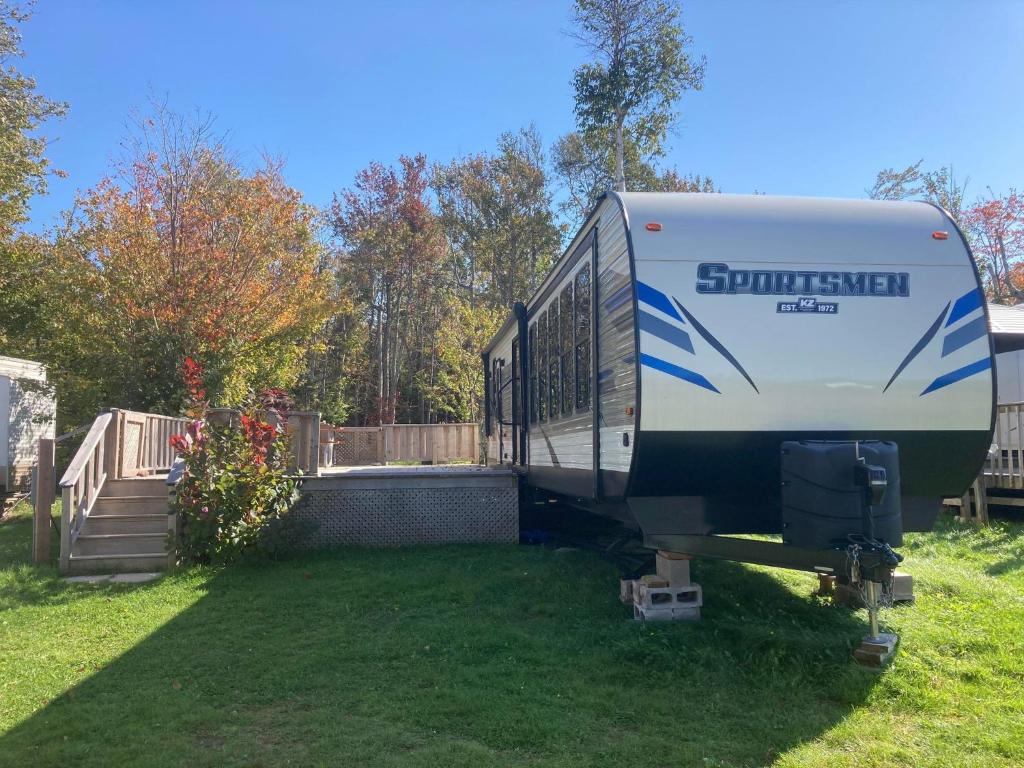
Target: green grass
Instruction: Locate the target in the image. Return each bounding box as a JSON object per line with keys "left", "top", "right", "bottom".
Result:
{"left": 1, "top": 503, "right": 1023, "bottom": 768}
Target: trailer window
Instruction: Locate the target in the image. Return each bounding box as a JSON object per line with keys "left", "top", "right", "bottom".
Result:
{"left": 548, "top": 300, "right": 560, "bottom": 420}
{"left": 538, "top": 312, "right": 547, "bottom": 422}
{"left": 574, "top": 264, "right": 591, "bottom": 410}
{"left": 560, "top": 284, "right": 574, "bottom": 415}
{"left": 529, "top": 322, "right": 538, "bottom": 425}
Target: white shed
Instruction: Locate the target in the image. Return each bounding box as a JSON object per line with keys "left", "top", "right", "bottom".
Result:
{"left": 0, "top": 356, "right": 56, "bottom": 491}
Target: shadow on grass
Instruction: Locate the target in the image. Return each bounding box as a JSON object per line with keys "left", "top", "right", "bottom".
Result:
{"left": 0, "top": 534, "right": 881, "bottom": 768}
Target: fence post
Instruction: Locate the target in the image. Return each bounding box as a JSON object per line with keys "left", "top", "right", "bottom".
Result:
{"left": 310, "top": 413, "right": 321, "bottom": 476}
{"left": 33, "top": 437, "right": 55, "bottom": 564}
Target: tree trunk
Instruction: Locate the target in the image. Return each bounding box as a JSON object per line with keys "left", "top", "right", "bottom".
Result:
{"left": 614, "top": 112, "right": 626, "bottom": 192}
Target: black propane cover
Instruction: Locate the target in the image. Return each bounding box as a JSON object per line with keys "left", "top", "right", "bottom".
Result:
{"left": 780, "top": 440, "right": 902, "bottom": 550}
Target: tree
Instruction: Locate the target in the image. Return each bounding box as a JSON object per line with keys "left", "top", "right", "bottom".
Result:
{"left": 868, "top": 160, "right": 968, "bottom": 225}
{"left": 867, "top": 162, "right": 1024, "bottom": 303}
{"left": 50, "top": 106, "right": 332, "bottom": 424}
{"left": 0, "top": 1, "right": 66, "bottom": 238}
{"left": 552, "top": 126, "right": 714, "bottom": 223}
{"left": 567, "top": 0, "right": 705, "bottom": 193}
{"left": 433, "top": 126, "right": 562, "bottom": 311}
{"left": 328, "top": 155, "right": 448, "bottom": 425}
{"left": 0, "top": 2, "right": 67, "bottom": 360}
{"left": 964, "top": 191, "right": 1024, "bottom": 304}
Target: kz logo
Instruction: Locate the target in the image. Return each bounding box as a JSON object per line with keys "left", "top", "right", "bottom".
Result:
{"left": 777, "top": 297, "right": 839, "bottom": 314}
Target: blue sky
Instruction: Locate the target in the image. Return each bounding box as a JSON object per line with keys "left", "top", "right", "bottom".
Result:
{"left": 22, "top": 0, "right": 1024, "bottom": 232}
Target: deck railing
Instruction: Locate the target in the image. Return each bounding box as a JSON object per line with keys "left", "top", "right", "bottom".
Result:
{"left": 988, "top": 402, "right": 1024, "bottom": 489}
{"left": 53, "top": 408, "right": 188, "bottom": 570}
{"left": 206, "top": 408, "right": 321, "bottom": 475}
{"left": 114, "top": 410, "right": 191, "bottom": 478}
{"left": 58, "top": 412, "right": 112, "bottom": 571}
{"left": 320, "top": 423, "right": 479, "bottom": 467}
{"left": 44, "top": 408, "right": 477, "bottom": 566}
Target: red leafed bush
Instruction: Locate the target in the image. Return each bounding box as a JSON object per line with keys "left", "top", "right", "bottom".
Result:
{"left": 169, "top": 358, "right": 300, "bottom": 564}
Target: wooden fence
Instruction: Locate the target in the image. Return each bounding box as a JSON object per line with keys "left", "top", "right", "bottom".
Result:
{"left": 206, "top": 408, "right": 321, "bottom": 476}
{"left": 320, "top": 423, "right": 479, "bottom": 467}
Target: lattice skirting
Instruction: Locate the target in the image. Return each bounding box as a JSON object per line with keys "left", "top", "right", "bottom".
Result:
{"left": 290, "top": 477, "right": 519, "bottom": 547}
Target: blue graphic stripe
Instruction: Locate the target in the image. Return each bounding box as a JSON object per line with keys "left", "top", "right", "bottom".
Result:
{"left": 921, "top": 357, "right": 991, "bottom": 396}
{"left": 946, "top": 288, "right": 983, "bottom": 327}
{"left": 941, "top": 315, "right": 988, "bottom": 358}
{"left": 671, "top": 298, "right": 759, "bottom": 394}
{"left": 640, "top": 353, "right": 719, "bottom": 394}
{"left": 636, "top": 281, "right": 683, "bottom": 321}
{"left": 883, "top": 302, "right": 950, "bottom": 392}
{"left": 637, "top": 309, "right": 694, "bottom": 354}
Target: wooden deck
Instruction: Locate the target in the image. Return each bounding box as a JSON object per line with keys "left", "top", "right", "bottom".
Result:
{"left": 40, "top": 408, "right": 488, "bottom": 571}
{"left": 293, "top": 463, "right": 518, "bottom": 548}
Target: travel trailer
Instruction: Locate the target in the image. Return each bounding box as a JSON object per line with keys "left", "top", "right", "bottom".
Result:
{"left": 483, "top": 192, "right": 994, "bottom": 579}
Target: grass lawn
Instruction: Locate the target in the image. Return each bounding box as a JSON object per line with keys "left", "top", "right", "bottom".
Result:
{"left": 1, "top": 503, "right": 1023, "bottom": 768}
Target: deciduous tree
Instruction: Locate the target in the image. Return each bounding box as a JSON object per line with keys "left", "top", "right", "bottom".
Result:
{"left": 964, "top": 191, "right": 1024, "bottom": 303}
{"left": 868, "top": 160, "right": 968, "bottom": 225}
{"left": 434, "top": 126, "right": 561, "bottom": 311}
{"left": 52, "top": 106, "right": 332, "bottom": 423}
{"left": 328, "top": 155, "right": 448, "bottom": 424}
{"left": 566, "top": 0, "right": 704, "bottom": 195}
{"left": 0, "top": 1, "right": 66, "bottom": 238}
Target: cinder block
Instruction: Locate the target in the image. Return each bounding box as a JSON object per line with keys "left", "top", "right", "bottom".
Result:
{"left": 655, "top": 552, "right": 691, "bottom": 585}
{"left": 834, "top": 572, "right": 914, "bottom": 607}
{"left": 891, "top": 570, "right": 914, "bottom": 603}
{"left": 635, "top": 583, "right": 703, "bottom": 610}
{"left": 640, "top": 573, "right": 669, "bottom": 588}
{"left": 620, "top": 579, "right": 637, "bottom": 604}
{"left": 632, "top": 603, "right": 701, "bottom": 622}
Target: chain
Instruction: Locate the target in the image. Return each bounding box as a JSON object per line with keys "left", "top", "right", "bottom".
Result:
{"left": 845, "top": 541, "right": 861, "bottom": 585}
{"left": 879, "top": 567, "right": 896, "bottom": 608}
{"left": 846, "top": 539, "right": 897, "bottom": 609}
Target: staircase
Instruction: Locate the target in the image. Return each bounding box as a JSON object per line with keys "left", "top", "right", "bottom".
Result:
{"left": 65, "top": 477, "right": 172, "bottom": 574}
{"left": 58, "top": 410, "right": 187, "bottom": 575}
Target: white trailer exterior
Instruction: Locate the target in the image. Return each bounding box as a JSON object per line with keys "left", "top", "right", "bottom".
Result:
{"left": 484, "top": 192, "right": 993, "bottom": 545}
{"left": 0, "top": 356, "right": 56, "bottom": 491}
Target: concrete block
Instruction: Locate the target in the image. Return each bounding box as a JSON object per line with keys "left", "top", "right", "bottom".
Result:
{"left": 655, "top": 551, "right": 692, "bottom": 585}
{"left": 635, "top": 583, "right": 703, "bottom": 611}
{"left": 640, "top": 573, "right": 669, "bottom": 588}
{"left": 835, "top": 573, "right": 913, "bottom": 607}
{"left": 891, "top": 570, "right": 914, "bottom": 603}
{"left": 620, "top": 579, "right": 637, "bottom": 604}
{"left": 633, "top": 603, "right": 701, "bottom": 622}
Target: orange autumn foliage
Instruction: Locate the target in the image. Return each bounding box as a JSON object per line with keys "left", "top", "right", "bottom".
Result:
{"left": 55, "top": 116, "right": 331, "bottom": 411}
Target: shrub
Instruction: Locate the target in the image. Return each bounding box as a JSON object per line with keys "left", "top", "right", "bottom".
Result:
{"left": 170, "top": 359, "right": 301, "bottom": 564}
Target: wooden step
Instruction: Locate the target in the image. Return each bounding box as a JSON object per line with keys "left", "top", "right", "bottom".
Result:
{"left": 82, "top": 513, "right": 168, "bottom": 535}
{"left": 66, "top": 552, "right": 170, "bottom": 575}
{"left": 72, "top": 532, "right": 168, "bottom": 557}
{"left": 101, "top": 478, "right": 170, "bottom": 498}
{"left": 92, "top": 495, "right": 169, "bottom": 516}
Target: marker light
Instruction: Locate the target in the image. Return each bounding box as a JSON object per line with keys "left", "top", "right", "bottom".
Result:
{"left": 645, "top": 222, "right": 662, "bottom": 232}
{"left": 932, "top": 231, "right": 949, "bottom": 240}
